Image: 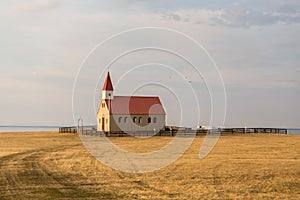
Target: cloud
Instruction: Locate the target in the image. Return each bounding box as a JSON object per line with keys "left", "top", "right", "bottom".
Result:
{"left": 155, "top": 1, "right": 300, "bottom": 28}
{"left": 161, "top": 13, "right": 182, "bottom": 21}
{"left": 0, "top": 0, "right": 59, "bottom": 15}
{"left": 271, "top": 80, "right": 299, "bottom": 88}
{"left": 211, "top": 1, "right": 300, "bottom": 28}
{"left": 159, "top": 9, "right": 223, "bottom": 24}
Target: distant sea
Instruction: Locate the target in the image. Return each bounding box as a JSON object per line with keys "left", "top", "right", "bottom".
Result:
{"left": 0, "top": 126, "right": 60, "bottom": 133}
{"left": 287, "top": 129, "right": 300, "bottom": 135}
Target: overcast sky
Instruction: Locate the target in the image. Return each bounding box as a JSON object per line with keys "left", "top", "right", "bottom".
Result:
{"left": 0, "top": 0, "right": 299, "bottom": 128}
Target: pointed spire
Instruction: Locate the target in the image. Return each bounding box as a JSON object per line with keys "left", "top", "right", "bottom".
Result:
{"left": 102, "top": 71, "right": 114, "bottom": 91}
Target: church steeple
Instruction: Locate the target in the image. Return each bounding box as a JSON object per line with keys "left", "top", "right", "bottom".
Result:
{"left": 102, "top": 71, "right": 114, "bottom": 100}
{"left": 102, "top": 71, "right": 113, "bottom": 91}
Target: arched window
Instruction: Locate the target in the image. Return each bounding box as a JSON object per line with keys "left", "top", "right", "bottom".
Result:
{"left": 148, "top": 117, "right": 151, "bottom": 123}
{"left": 118, "top": 117, "right": 122, "bottom": 123}
{"left": 139, "top": 117, "right": 142, "bottom": 124}
{"left": 124, "top": 117, "right": 128, "bottom": 123}
{"left": 133, "top": 117, "right": 137, "bottom": 123}
{"left": 153, "top": 117, "right": 157, "bottom": 123}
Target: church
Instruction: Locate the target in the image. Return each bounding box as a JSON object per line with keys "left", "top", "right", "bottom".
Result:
{"left": 97, "top": 71, "right": 166, "bottom": 133}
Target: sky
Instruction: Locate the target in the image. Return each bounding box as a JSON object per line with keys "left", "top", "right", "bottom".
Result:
{"left": 0, "top": 0, "right": 299, "bottom": 128}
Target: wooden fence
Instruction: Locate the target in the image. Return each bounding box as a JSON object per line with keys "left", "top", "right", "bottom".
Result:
{"left": 59, "top": 127, "right": 287, "bottom": 136}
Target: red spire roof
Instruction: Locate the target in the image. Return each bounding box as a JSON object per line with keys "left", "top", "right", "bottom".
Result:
{"left": 102, "top": 71, "right": 114, "bottom": 91}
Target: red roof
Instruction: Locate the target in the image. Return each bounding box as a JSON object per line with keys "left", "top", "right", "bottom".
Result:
{"left": 102, "top": 71, "right": 114, "bottom": 91}
{"left": 105, "top": 96, "right": 166, "bottom": 115}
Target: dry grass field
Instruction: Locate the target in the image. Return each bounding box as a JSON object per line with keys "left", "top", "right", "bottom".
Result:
{"left": 0, "top": 131, "right": 299, "bottom": 199}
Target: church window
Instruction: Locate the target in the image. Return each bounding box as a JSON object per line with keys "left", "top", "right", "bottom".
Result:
{"left": 118, "top": 117, "right": 122, "bottom": 123}
{"left": 139, "top": 117, "right": 142, "bottom": 124}
{"left": 133, "top": 117, "right": 137, "bottom": 123}
{"left": 148, "top": 117, "right": 151, "bottom": 123}
{"left": 124, "top": 117, "right": 128, "bottom": 123}
{"left": 153, "top": 117, "right": 157, "bottom": 123}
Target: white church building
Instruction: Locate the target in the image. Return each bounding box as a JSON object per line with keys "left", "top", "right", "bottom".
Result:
{"left": 97, "top": 71, "right": 166, "bottom": 133}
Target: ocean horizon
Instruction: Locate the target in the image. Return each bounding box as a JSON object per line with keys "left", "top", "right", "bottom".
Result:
{"left": 0, "top": 126, "right": 60, "bottom": 133}
{"left": 0, "top": 126, "right": 299, "bottom": 135}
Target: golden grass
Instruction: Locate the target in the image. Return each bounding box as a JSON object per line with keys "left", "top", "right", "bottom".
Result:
{"left": 0, "top": 131, "right": 299, "bottom": 199}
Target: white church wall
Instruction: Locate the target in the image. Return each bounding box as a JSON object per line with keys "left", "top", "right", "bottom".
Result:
{"left": 110, "top": 114, "right": 165, "bottom": 132}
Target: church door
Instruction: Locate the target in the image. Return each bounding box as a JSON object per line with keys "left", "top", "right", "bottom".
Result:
{"left": 102, "top": 118, "right": 105, "bottom": 130}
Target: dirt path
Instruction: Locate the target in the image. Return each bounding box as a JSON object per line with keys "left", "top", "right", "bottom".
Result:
{"left": 0, "top": 143, "right": 118, "bottom": 199}
{"left": 1, "top": 146, "right": 63, "bottom": 199}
